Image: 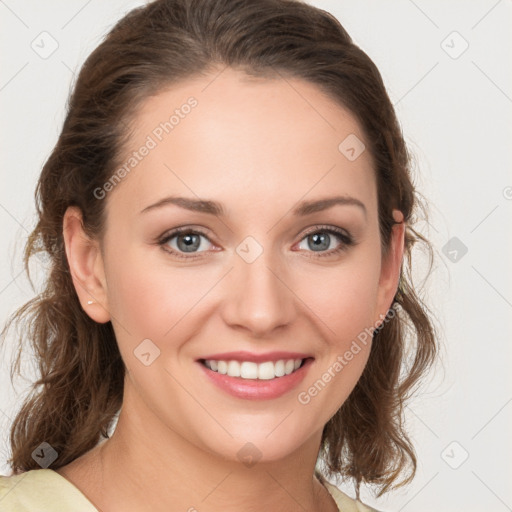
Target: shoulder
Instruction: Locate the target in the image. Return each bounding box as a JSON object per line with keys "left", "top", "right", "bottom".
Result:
{"left": 323, "top": 480, "right": 383, "bottom": 512}
{"left": 0, "top": 469, "right": 98, "bottom": 511}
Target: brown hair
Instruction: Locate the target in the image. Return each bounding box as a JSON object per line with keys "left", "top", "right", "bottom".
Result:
{"left": 1, "top": 0, "right": 437, "bottom": 498}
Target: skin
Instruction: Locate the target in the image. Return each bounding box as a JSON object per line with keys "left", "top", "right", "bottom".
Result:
{"left": 59, "top": 67, "right": 404, "bottom": 512}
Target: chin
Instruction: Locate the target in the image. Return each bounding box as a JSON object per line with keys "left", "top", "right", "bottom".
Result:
{"left": 195, "top": 425, "right": 315, "bottom": 467}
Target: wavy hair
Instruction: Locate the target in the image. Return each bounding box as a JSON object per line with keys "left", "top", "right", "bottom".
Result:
{"left": 1, "top": 0, "right": 438, "bottom": 498}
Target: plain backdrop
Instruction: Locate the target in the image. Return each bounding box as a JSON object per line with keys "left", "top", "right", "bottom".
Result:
{"left": 1, "top": 1, "right": 511, "bottom": 511}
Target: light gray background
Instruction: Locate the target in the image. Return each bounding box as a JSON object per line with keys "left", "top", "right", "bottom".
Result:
{"left": 1, "top": 1, "right": 511, "bottom": 511}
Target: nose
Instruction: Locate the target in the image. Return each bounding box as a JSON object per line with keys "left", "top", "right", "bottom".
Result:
{"left": 220, "top": 248, "right": 296, "bottom": 337}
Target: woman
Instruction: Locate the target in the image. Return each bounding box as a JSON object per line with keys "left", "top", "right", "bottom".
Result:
{"left": 0, "top": 0, "right": 437, "bottom": 510}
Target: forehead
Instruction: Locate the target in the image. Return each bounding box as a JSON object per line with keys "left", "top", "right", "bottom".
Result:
{"left": 106, "top": 67, "right": 377, "bottom": 221}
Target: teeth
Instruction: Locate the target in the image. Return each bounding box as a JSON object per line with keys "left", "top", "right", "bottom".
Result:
{"left": 285, "top": 359, "right": 295, "bottom": 374}
{"left": 241, "top": 361, "right": 258, "bottom": 379}
{"left": 203, "top": 358, "right": 304, "bottom": 380}
{"left": 227, "top": 360, "right": 240, "bottom": 377}
{"left": 274, "top": 360, "right": 285, "bottom": 377}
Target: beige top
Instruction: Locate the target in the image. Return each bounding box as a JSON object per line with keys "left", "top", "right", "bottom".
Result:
{"left": 0, "top": 469, "right": 379, "bottom": 511}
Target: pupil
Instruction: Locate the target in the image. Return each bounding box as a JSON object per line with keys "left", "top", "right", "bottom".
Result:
{"left": 309, "top": 233, "right": 329, "bottom": 251}
{"left": 178, "top": 234, "right": 200, "bottom": 252}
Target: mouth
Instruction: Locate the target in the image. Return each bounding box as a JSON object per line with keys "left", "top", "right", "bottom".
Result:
{"left": 196, "top": 353, "right": 315, "bottom": 400}
{"left": 199, "top": 357, "right": 308, "bottom": 380}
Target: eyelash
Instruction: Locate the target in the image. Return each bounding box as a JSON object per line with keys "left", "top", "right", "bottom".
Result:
{"left": 157, "top": 225, "right": 355, "bottom": 260}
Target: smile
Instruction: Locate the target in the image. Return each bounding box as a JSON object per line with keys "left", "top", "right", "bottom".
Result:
{"left": 202, "top": 358, "right": 304, "bottom": 380}
{"left": 196, "top": 352, "right": 314, "bottom": 400}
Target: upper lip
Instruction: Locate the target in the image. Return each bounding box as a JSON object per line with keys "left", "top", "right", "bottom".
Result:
{"left": 198, "top": 351, "right": 313, "bottom": 363}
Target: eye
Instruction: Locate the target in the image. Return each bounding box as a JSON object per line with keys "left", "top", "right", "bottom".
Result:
{"left": 295, "top": 225, "right": 355, "bottom": 257}
{"left": 158, "top": 227, "right": 215, "bottom": 259}
{"left": 157, "top": 225, "right": 355, "bottom": 260}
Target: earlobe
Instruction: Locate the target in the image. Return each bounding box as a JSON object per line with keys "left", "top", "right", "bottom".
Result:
{"left": 62, "top": 206, "right": 111, "bottom": 324}
{"left": 375, "top": 209, "right": 405, "bottom": 328}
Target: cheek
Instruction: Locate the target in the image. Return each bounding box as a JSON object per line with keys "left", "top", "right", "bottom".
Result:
{"left": 292, "top": 255, "right": 381, "bottom": 406}
{"left": 295, "top": 280, "right": 379, "bottom": 425}
{"left": 104, "top": 246, "right": 215, "bottom": 339}
{"left": 295, "top": 257, "right": 382, "bottom": 345}
{"left": 105, "top": 237, "right": 382, "bottom": 356}
{"left": 333, "top": 274, "right": 380, "bottom": 342}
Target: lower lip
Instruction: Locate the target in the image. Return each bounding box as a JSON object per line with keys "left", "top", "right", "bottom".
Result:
{"left": 197, "top": 359, "right": 314, "bottom": 400}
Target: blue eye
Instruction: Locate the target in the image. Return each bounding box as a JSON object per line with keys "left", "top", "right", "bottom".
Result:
{"left": 158, "top": 228, "right": 213, "bottom": 259}
{"left": 157, "top": 225, "right": 355, "bottom": 260}
{"left": 296, "top": 226, "right": 354, "bottom": 258}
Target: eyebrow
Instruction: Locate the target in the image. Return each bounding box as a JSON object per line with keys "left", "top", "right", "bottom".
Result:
{"left": 140, "top": 195, "right": 367, "bottom": 218}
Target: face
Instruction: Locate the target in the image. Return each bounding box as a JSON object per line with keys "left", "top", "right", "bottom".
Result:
{"left": 66, "top": 67, "right": 404, "bottom": 464}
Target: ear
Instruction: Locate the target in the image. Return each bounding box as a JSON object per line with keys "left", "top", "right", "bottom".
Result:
{"left": 374, "top": 209, "right": 405, "bottom": 327}
{"left": 62, "top": 206, "right": 111, "bottom": 324}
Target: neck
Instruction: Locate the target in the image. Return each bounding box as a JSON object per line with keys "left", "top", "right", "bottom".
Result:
{"left": 74, "top": 382, "right": 336, "bottom": 512}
